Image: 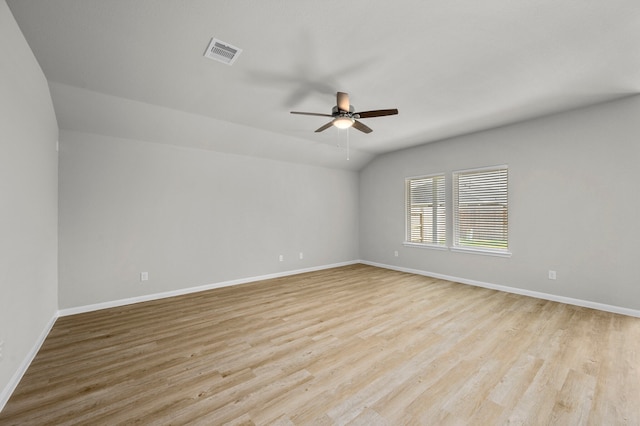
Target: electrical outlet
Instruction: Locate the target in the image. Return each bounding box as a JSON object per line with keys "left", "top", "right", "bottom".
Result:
{"left": 279, "top": 255, "right": 284, "bottom": 262}
{"left": 299, "top": 252, "right": 304, "bottom": 260}
{"left": 394, "top": 250, "right": 399, "bottom": 257}
{"left": 140, "top": 272, "right": 149, "bottom": 281}
{"left": 548, "top": 270, "right": 557, "bottom": 280}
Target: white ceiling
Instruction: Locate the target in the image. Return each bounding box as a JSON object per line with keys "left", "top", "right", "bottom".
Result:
{"left": 8, "top": 0, "right": 640, "bottom": 170}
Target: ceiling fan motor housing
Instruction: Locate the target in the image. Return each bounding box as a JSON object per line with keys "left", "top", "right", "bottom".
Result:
{"left": 332, "top": 105, "right": 355, "bottom": 116}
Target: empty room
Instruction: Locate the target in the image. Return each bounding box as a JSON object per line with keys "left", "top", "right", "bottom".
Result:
{"left": 1, "top": 0, "right": 639, "bottom": 424}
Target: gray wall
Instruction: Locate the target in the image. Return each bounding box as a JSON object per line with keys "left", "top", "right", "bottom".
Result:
{"left": 360, "top": 95, "right": 640, "bottom": 311}
{"left": 0, "top": 0, "right": 59, "bottom": 403}
{"left": 58, "top": 130, "right": 359, "bottom": 309}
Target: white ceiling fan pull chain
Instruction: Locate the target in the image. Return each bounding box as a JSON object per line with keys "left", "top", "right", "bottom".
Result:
{"left": 346, "top": 127, "right": 350, "bottom": 161}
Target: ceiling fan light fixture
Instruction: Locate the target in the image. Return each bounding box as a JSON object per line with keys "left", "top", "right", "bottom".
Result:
{"left": 333, "top": 116, "right": 354, "bottom": 129}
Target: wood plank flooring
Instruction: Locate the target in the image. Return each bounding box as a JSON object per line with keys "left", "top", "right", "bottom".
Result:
{"left": 1, "top": 264, "right": 639, "bottom": 425}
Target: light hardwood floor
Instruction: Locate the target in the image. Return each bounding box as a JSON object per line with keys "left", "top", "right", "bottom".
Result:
{"left": 1, "top": 264, "right": 639, "bottom": 425}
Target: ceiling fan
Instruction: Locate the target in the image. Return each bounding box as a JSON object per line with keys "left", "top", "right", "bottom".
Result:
{"left": 291, "top": 92, "right": 398, "bottom": 133}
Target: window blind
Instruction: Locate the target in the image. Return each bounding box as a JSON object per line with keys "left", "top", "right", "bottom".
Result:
{"left": 406, "top": 175, "right": 445, "bottom": 246}
{"left": 453, "top": 167, "right": 508, "bottom": 251}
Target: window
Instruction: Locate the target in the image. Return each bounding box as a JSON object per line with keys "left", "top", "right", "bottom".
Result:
{"left": 406, "top": 175, "right": 446, "bottom": 246}
{"left": 453, "top": 166, "right": 509, "bottom": 254}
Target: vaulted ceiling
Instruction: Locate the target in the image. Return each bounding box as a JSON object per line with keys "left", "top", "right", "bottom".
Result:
{"left": 8, "top": 0, "right": 640, "bottom": 170}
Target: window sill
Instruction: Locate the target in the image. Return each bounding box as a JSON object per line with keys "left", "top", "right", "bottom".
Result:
{"left": 450, "top": 246, "right": 512, "bottom": 258}
{"left": 403, "top": 242, "right": 512, "bottom": 257}
{"left": 403, "top": 242, "right": 448, "bottom": 251}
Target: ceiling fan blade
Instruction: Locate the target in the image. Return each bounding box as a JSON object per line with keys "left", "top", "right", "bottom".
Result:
{"left": 315, "top": 121, "right": 335, "bottom": 133}
{"left": 352, "top": 120, "right": 373, "bottom": 134}
{"left": 291, "top": 111, "right": 333, "bottom": 117}
{"left": 337, "top": 92, "right": 350, "bottom": 112}
{"left": 355, "top": 108, "right": 399, "bottom": 118}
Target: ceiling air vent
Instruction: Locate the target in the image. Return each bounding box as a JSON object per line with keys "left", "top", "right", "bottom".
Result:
{"left": 204, "top": 38, "right": 242, "bottom": 65}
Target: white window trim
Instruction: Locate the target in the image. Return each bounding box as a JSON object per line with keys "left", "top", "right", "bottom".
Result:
{"left": 450, "top": 246, "right": 512, "bottom": 257}
{"left": 402, "top": 241, "right": 448, "bottom": 250}
{"left": 453, "top": 164, "right": 509, "bottom": 174}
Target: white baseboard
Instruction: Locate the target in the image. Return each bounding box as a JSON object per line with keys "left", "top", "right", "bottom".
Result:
{"left": 58, "top": 260, "right": 359, "bottom": 317}
{"left": 361, "top": 260, "right": 640, "bottom": 318}
{"left": 0, "top": 311, "right": 58, "bottom": 413}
